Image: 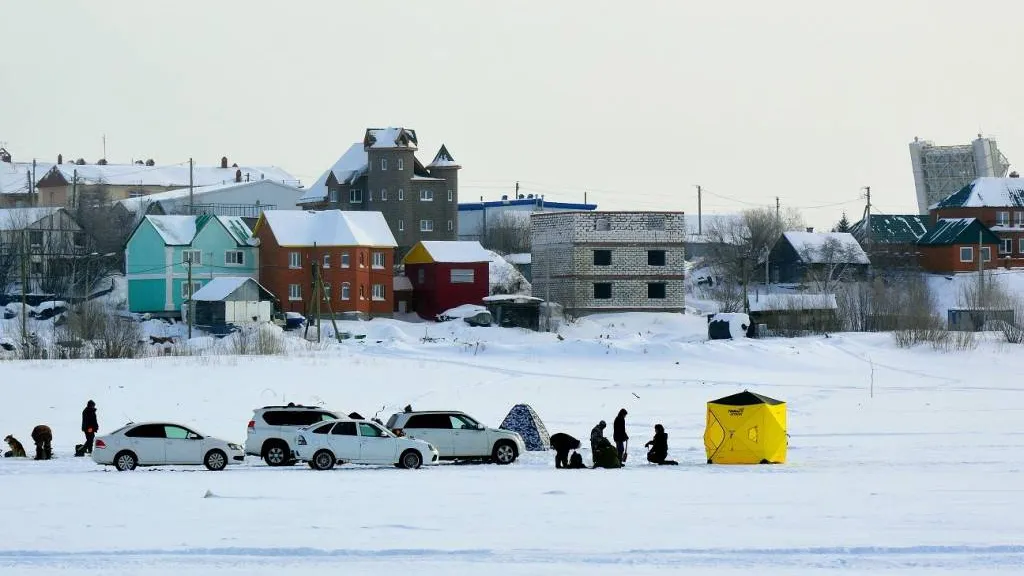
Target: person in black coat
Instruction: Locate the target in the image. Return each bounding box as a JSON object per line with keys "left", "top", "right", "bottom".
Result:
{"left": 644, "top": 424, "right": 678, "bottom": 465}
{"left": 612, "top": 408, "right": 629, "bottom": 463}
{"left": 31, "top": 424, "right": 52, "bottom": 460}
{"left": 81, "top": 400, "right": 99, "bottom": 455}
{"left": 549, "top": 432, "right": 581, "bottom": 469}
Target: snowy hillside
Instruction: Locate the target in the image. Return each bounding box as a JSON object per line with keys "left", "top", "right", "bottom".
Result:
{"left": 0, "top": 312, "right": 1023, "bottom": 574}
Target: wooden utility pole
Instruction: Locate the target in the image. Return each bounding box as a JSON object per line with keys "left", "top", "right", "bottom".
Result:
{"left": 775, "top": 196, "right": 780, "bottom": 223}
{"left": 186, "top": 253, "right": 194, "bottom": 339}
{"left": 31, "top": 160, "right": 36, "bottom": 206}
{"left": 862, "top": 186, "right": 872, "bottom": 247}
{"left": 72, "top": 170, "right": 78, "bottom": 209}
{"left": 304, "top": 247, "right": 323, "bottom": 342}
{"left": 188, "top": 158, "right": 194, "bottom": 215}
{"left": 695, "top": 185, "right": 702, "bottom": 235}
{"left": 20, "top": 231, "right": 28, "bottom": 354}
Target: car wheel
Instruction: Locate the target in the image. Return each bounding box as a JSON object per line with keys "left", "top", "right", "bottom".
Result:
{"left": 492, "top": 441, "right": 518, "bottom": 465}
{"left": 204, "top": 449, "right": 228, "bottom": 471}
{"left": 311, "top": 450, "right": 335, "bottom": 471}
{"left": 114, "top": 451, "right": 137, "bottom": 471}
{"left": 399, "top": 449, "right": 423, "bottom": 470}
{"left": 262, "top": 441, "right": 289, "bottom": 466}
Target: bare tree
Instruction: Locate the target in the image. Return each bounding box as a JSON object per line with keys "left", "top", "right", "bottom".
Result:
{"left": 73, "top": 180, "right": 133, "bottom": 273}
{"left": 798, "top": 237, "right": 866, "bottom": 293}
{"left": 703, "top": 207, "right": 804, "bottom": 310}
{"left": 481, "top": 213, "right": 531, "bottom": 255}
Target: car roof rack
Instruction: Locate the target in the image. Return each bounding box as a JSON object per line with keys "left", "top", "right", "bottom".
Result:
{"left": 260, "top": 403, "right": 317, "bottom": 409}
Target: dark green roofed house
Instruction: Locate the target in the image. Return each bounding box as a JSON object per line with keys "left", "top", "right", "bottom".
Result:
{"left": 850, "top": 214, "right": 929, "bottom": 271}
{"left": 916, "top": 218, "right": 1000, "bottom": 274}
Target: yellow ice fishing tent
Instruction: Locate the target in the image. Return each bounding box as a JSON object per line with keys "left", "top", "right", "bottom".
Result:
{"left": 704, "top": 390, "right": 787, "bottom": 464}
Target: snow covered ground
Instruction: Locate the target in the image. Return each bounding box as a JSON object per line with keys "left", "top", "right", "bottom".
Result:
{"left": 1, "top": 312, "right": 1023, "bottom": 574}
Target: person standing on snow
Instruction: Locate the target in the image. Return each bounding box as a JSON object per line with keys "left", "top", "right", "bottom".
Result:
{"left": 613, "top": 408, "right": 629, "bottom": 463}
{"left": 590, "top": 420, "right": 606, "bottom": 454}
{"left": 81, "top": 400, "right": 98, "bottom": 455}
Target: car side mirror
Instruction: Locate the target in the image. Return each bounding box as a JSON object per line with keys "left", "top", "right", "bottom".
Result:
{"left": 187, "top": 433, "right": 202, "bottom": 440}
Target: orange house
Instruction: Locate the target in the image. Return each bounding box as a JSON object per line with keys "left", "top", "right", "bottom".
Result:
{"left": 252, "top": 210, "right": 397, "bottom": 317}
{"left": 916, "top": 218, "right": 1000, "bottom": 274}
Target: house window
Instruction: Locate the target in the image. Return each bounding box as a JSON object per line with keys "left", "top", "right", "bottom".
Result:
{"left": 349, "top": 189, "right": 362, "bottom": 203}
{"left": 1020, "top": 238, "right": 1024, "bottom": 254}
{"left": 28, "top": 231, "right": 43, "bottom": 248}
{"left": 648, "top": 250, "right": 666, "bottom": 266}
{"left": 331, "top": 189, "right": 341, "bottom": 203}
{"left": 321, "top": 283, "right": 331, "bottom": 300}
{"left": 372, "top": 251, "right": 385, "bottom": 269}
{"left": 398, "top": 189, "right": 404, "bottom": 201}
{"left": 380, "top": 158, "right": 388, "bottom": 171}
{"left": 595, "top": 218, "right": 610, "bottom": 231}
{"left": 1016, "top": 212, "right": 1024, "bottom": 227}
{"left": 1001, "top": 239, "right": 1013, "bottom": 255}
{"left": 420, "top": 219, "right": 434, "bottom": 232}
{"left": 648, "top": 282, "right": 667, "bottom": 299}
{"left": 960, "top": 246, "right": 973, "bottom": 262}
{"left": 447, "top": 220, "right": 453, "bottom": 231}
{"left": 182, "top": 250, "right": 201, "bottom": 266}
{"left": 288, "top": 283, "right": 302, "bottom": 301}
{"left": 368, "top": 190, "right": 373, "bottom": 202}
{"left": 289, "top": 251, "right": 301, "bottom": 269}
{"left": 341, "top": 282, "right": 351, "bottom": 300}
{"left": 451, "top": 269, "right": 475, "bottom": 284}
{"left": 30, "top": 261, "right": 43, "bottom": 275}
{"left": 73, "top": 232, "right": 86, "bottom": 248}
{"left": 398, "top": 220, "right": 404, "bottom": 232}
{"left": 322, "top": 254, "right": 330, "bottom": 268}
{"left": 359, "top": 284, "right": 365, "bottom": 299}
{"left": 397, "top": 158, "right": 404, "bottom": 171}
{"left": 341, "top": 252, "right": 350, "bottom": 268}
{"left": 372, "top": 283, "right": 386, "bottom": 301}
{"left": 359, "top": 252, "right": 366, "bottom": 268}
{"left": 593, "top": 282, "right": 612, "bottom": 299}
{"left": 225, "top": 250, "right": 244, "bottom": 265}
{"left": 982, "top": 246, "right": 992, "bottom": 262}
{"left": 997, "top": 211, "right": 1010, "bottom": 226}
{"left": 181, "top": 281, "right": 202, "bottom": 299}
{"left": 447, "top": 189, "right": 453, "bottom": 202}
{"left": 381, "top": 189, "right": 388, "bottom": 201}
{"left": 417, "top": 268, "right": 425, "bottom": 285}
{"left": 593, "top": 250, "right": 611, "bottom": 266}
{"left": 420, "top": 190, "right": 434, "bottom": 201}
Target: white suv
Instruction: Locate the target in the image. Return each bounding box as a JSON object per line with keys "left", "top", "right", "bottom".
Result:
{"left": 246, "top": 404, "right": 341, "bottom": 466}
{"left": 385, "top": 410, "right": 525, "bottom": 464}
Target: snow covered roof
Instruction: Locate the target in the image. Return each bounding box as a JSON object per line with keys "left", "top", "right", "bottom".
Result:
{"left": 427, "top": 145, "right": 460, "bottom": 169}
{"left": 417, "top": 241, "right": 493, "bottom": 263}
{"left": 145, "top": 215, "right": 197, "bottom": 246}
{"left": 503, "top": 253, "right": 531, "bottom": 265}
{"left": 0, "top": 162, "right": 54, "bottom": 195}
{"left": 217, "top": 216, "right": 254, "bottom": 245}
{"left": 438, "top": 304, "right": 489, "bottom": 319}
{"left": 191, "top": 277, "right": 270, "bottom": 301}
{"left": 364, "top": 127, "right": 418, "bottom": 149}
{"left": 258, "top": 210, "right": 397, "bottom": 247}
{"left": 783, "top": 232, "right": 870, "bottom": 264}
{"left": 850, "top": 215, "right": 929, "bottom": 245}
{"left": 917, "top": 218, "right": 1000, "bottom": 246}
{"left": 393, "top": 276, "right": 413, "bottom": 292}
{"left": 41, "top": 162, "right": 298, "bottom": 188}
{"left": 298, "top": 144, "right": 368, "bottom": 204}
{"left": 482, "top": 294, "right": 543, "bottom": 303}
{"left": 747, "top": 293, "right": 838, "bottom": 313}
{"left": 0, "top": 207, "right": 64, "bottom": 230}
{"left": 933, "top": 177, "right": 1024, "bottom": 209}
{"left": 116, "top": 179, "right": 302, "bottom": 213}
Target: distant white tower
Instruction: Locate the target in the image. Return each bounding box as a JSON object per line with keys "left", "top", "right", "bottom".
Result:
{"left": 909, "top": 135, "right": 1011, "bottom": 214}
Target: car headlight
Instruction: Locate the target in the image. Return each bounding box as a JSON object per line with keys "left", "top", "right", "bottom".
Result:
{"left": 296, "top": 436, "right": 307, "bottom": 446}
{"left": 228, "top": 443, "right": 242, "bottom": 451}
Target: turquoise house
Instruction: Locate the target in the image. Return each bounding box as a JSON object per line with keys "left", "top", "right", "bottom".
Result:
{"left": 126, "top": 214, "right": 259, "bottom": 315}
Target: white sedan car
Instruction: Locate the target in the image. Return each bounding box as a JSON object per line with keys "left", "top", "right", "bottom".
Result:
{"left": 294, "top": 419, "right": 439, "bottom": 470}
{"left": 92, "top": 422, "right": 245, "bottom": 471}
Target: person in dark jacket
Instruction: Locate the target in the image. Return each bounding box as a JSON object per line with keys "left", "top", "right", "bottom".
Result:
{"left": 549, "top": 432, "right": 581, "bottom": 469}
{"left": 612, "top": 408, "right": 629, "bottom": 463}
{"left": 644, "top": 424, "right": 678, "bottom": 465}
{"left": 31, "top": 425, "right": 52, "bottom": 460}
{"left": 81, "top": 400, "right": 98, "bottom": 456}
{"left": 589, "top": 421, "right": 606, "bottom": 456}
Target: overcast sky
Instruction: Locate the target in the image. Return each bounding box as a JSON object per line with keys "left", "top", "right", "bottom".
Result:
{"left": 2, "top": 1, "right": 1023, "bottom": 228}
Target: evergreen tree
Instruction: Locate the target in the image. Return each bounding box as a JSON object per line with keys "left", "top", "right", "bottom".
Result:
{"left": 833, "top": 212, "right": 851, "bottom": 233}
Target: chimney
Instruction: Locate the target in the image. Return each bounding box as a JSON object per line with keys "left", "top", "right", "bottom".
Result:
{"left": 235, "top": 169, "right": 242, "bottom": 183}
{"left": 221, "top": 156, "right": 228, "bottom": 169}
{"left": 57, "top": 154, "right": 63, "bottom": 165}
{"left": 806, "top": 227, "right": 814, "bottom": 233}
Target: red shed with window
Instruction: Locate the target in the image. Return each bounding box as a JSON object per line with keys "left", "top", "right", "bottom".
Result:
{"left": 403, "top": 241, "right": 491, "bottom": 319}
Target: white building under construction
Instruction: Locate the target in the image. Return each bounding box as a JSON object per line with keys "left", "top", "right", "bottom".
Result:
{"left": 909, "top": 135, "right": 1011, "bottom": 214}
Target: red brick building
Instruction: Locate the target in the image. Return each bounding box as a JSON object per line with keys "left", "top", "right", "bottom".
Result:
{"left": 402, "top": 241, "right": 491, "bottom": 319}
{"left": 916, "top": 218, "right": 1000, "bottom": 274}
{"left": 931, "top": 177, "right": 1024, "bottom": 268}
{"left": 252, "top": 210, "right": 397, "bottom": 317}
